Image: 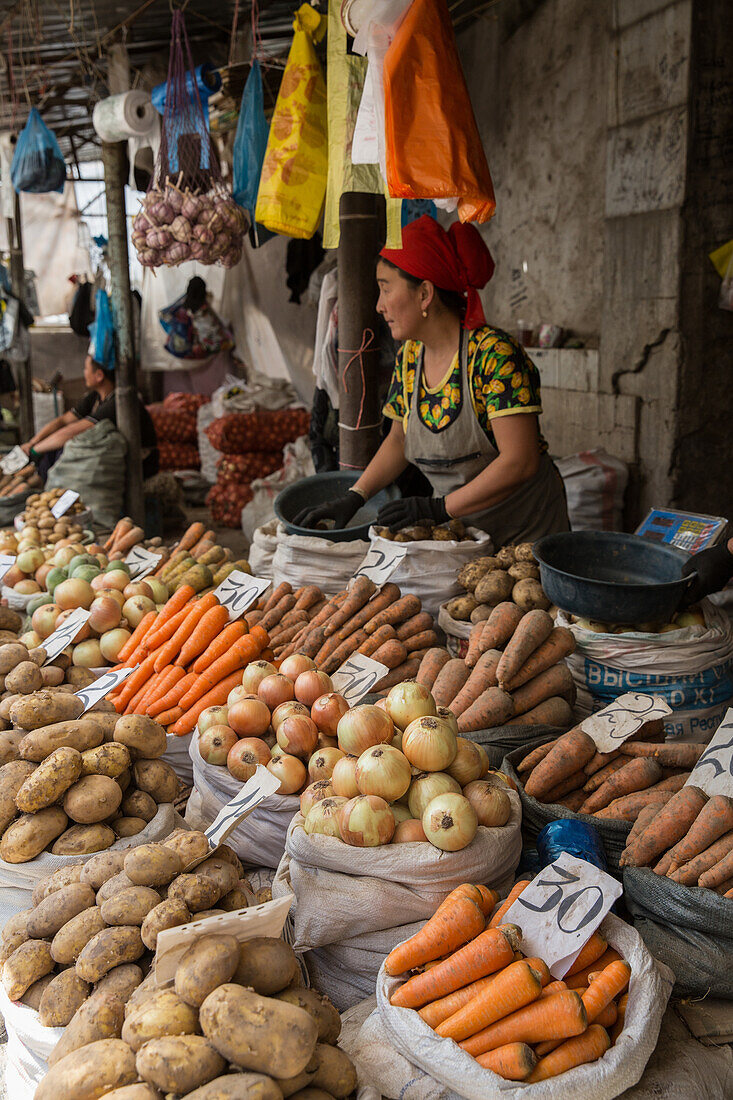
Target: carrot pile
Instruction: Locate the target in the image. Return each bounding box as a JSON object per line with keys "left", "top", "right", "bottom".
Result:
{"left": 386, "top": 883, "right": 630, "bottom": 1083}
{"left": 246, "top": 577, "right": 439, "bottom": 689}
{"left": 106, "top": 583, "right": 270, "bottom": 735}
{"left": 414, "top": 605, "right": 576, "bottom": 733}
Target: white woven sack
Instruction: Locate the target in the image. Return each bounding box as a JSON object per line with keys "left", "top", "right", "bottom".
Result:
{"left": 0, "top": 984, "right": 62, "bottom": 1100}
{"left": 271, "top": 795, "right": 521, "bottom": 952}
{"left": 555, "top": 449, "right": 628, "bottom": 532}
{"left": 367, "top": 527, "right": 492, "bottom": 623}
{"left": 366, "top": 914, "right": 672, "bottom": 1100}
{"left": 196, "top": 401, "right": 221, "bottom": 485}
{"left": 248, "top": 521, "right": 279, "bottom": 577}
{"left": 1, "top": 586, "right": 35, "bottom": 612}
{"left": 164, "top": 731, "right": 193, "bottom": 786}
{"left": 0, "top": 803, "right": 177, "bottom": 925}
{"left": 186, "top": 734, "right": 298, "bottom": 868}
{"left": 272, "top": 524, "right": 369, "bottom": 597}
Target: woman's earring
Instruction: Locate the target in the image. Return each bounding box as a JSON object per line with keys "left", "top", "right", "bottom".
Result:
{"left": 422, "top": 310, "right": 428, "bottom": 318}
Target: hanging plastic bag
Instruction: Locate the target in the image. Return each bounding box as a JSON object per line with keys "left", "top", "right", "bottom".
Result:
{"left": 233, "top": 60, "right": 269, "bottom": 221}
{"left": 88, "top": 289, "right": 116, "bottom": 370}
{"left": 382, "top": 0, "right": 496, "bottom": 224}
{"left": 255, "top": 4, "right": 328, "bottom": 239}
{"left": 159, "top": 294, "right": 233, "bottom": 360}
{"left": 351, "top": 0, "right": 413, "bottom": 179}
{"left": 10, "top": 109, "right": 66, "bottom": 194}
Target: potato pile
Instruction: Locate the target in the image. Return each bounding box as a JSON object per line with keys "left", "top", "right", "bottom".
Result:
{"left": 446, "top": 542, "right": 550, "bottom": 623}
{"left": 19, "top": 488, "right": 87, "bottom": 528}
{"left": 373, "top": 518, "right": 476, "bottom": 543}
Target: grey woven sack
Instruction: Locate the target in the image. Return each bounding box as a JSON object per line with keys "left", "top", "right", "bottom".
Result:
{"left": 624, "top": 866, "right": 733, "bottom": 999}
{"left": 46, "top": 418, "right": 127, "bottom": 528}
{"left": 462, "top": 723, "right": 566, "bottom": 768}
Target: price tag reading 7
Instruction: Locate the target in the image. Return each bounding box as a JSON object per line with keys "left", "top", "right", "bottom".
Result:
{"left": 331, "top": 653, "right": 389, "bottom": 705}
{"left": 581, "top": 692, "right": 672, "bottom": 754}
{"left": 685, "top": 708, "right": 733, "bottom": 797}
{"left": 75, "top": 665, "right": 138, "bottom": 715}
{"left": 212, "top": 571, "right": 271, "bottom": 621}
{"left": 504, "top": 853, "right": 622, "bottom": 978}
{"left": 42, "top": 608, "right": 92, "bottom": 664}
{"left": 125, "top": 545, "right": 162, "bottom": 580}
{"left": 355, "top": 543, "right": 407, "bottom": 587}
{"left": 0, "top": 446, "right": 29, "bottom": 476}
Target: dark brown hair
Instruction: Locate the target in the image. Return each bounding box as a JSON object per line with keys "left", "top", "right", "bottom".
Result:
{"left": 378, "top": 257, "right": 466, "bottom": 321}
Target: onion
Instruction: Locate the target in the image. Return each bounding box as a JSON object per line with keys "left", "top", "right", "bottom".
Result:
{"left": 198, "top": 705, "right": 230, "bottom": 735}
{"left": 402, "top": 716, "right": 457, "bottom": 772}
{"left": 88, "top": 596, "right": 121, "bottom": 634}
{"left": 308, "top": 746, "right": 344, "bottom": 783}
{"left": 270, "top": 743, "right": 284, "bottom": 762}
{"left": 235, "top": 737, "right": 271, "bottom": 766}
{"left": 310, "top": 693, "right": 349, "bottom": 736}
{"left": 486, "top": 768, "right": 518, "bottom": 792}
{"left": 31, "top": 604, "right": 61, "bottom": 640}
{"left": 447, "top": 737, "right": 483, "bottom": 786}
{"left": 241, "top": 660, "right": 277, "bottom": 694}
{"left": 355, "top": 745, "right": 412, "bottom": 801}
{"left": 386, "top": 681, "right": 436, "bottom": 730}
{"left": 267, "top": 754, "right": 306, "bottom": 795}
{"left": 337, "top": 706, "right": 394, "bottom": 756}
{"left": 228, "top": 698, "right": 271, "bottom": 738}
{"left": 391, "top": 730, "right": 403, "bottom": 751}
{"left": 304, "top": 797, "right": 348, "bottom": 838}
{"left": 199, "top": 725, "right": 238, "bottom": 766}
{"left": 463, "top": 780, "right": 512, "bottom": 826}
{"left": 99, "top": 627, "right": 132, "bottom": 663}
{"left": 279, "top": 654, "right": 316, "bottom": 681}
{"left": 258, "top": 673, "right": 295, "bottom": 710}
{"left": 407, "top": 771, "right": 461, "bottom": 819}
{"left": 122, "top": 595, "right": 156, "bottom": 628}
{"left": 227, "top": 686, "right": 259, "bottom": 707}
{"left": 272, "top": 701, "right": 310, "bottom": 732}
{"left": 277, "top": 715, "right": 318, "bottom": 758}
{"left": 422, "top": 792, "right": 478, "bottom": 851}
{"left": 300, "top": 779, "right": 336, "bottom": 817}
{"left": 72, "top": 639, "right": 103, "bottom": 667}
{"left": 393, "top": 819, "right": 428, "bottom": 843}
{"left": 338, "top": 795, "right": 395, "bottom": 847}
{"left": 317, "top": 732, "right": 339, "bottom": 750}
{"left": 436, "top": 706, "right": 459, "bottom": 739}
{"left": 227, "top": 740, "right": 261, "bottom": 783}
{"left": 54, "top": 578, "right": 94, "bottom": 611}
{"left": 476, "top": 742, "right": 490, "bottom": 778}
{"left": 294, "top": 670, "right": 333, "bottom": 707}
{"left": 331, "top": 754, "right": 359, "bottom": 798}
{"left": 391, "top": 804, "right": 413, "bottom": 825}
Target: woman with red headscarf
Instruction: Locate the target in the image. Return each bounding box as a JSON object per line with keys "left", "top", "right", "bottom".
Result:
{"left": 295, "top": 216, "right": 568, "bottom": 544}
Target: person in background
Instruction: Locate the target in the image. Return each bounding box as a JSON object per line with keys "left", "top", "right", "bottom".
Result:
{"left": 682, "top": 537, "right": 733, "bottom": 600}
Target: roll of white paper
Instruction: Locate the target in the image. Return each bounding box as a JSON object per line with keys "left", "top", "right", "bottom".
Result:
{"left": 92, "top": 90, "right": 156, "bottom": 142}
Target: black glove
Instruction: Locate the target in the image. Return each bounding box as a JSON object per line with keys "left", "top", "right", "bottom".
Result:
{"left": 376, "top": 495, "right": 449, "bottom": 533}
{"left": 681, "top": 541, "right": 733, "bottom": 603}
{"left": 292, "top": 489, "right": 363, "bottom": 531}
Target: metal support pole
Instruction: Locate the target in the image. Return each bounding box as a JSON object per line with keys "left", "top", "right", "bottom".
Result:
{"left": 6, "top": 193, "right": 33, "bottom": 440}
{"left": 337, "top": 192, "right": 383, "bottom": 470}
{"left": 101, "top": 140, "right": 145, "bottom": 526}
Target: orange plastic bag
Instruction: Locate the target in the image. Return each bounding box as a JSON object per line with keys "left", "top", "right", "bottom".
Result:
{"left": 383, "top": 0, "right": 496, "bottom": 223}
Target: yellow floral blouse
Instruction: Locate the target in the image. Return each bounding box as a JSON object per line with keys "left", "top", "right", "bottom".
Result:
{"left": 383, "top": 326, "right": 547, "bottom": 452}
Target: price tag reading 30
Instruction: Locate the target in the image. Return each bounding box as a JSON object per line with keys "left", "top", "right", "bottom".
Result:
{"left": 504, "top": 853, "right": 622, "bottom": 978}
{"left": 685, "top": 708, "right": 733, "bottom": 797}
{"left": 355, "top": 543, "right": 407, "bottom": 587}
{"left": 125, "top": 545, "right": 162, "bottom": 580}
{"left": 0, "top": 446, "right": 29, "bottom": 476}
{"left": 331, "top": 653, "right": 389, "bottom": 705}
{"left": 75, "top": 665, "right": 138, "bottom": 714}
{"left": 42, "top": 608, "right": 92, "bottom": 664}
{"left": 213, "top": 571, "right": 271, "bottom": 621}
{"left": 581, "top": 692, "right": 672, "bottom": 754}
{"left": 51, "top": 489, "right": 79, "bottom": 519}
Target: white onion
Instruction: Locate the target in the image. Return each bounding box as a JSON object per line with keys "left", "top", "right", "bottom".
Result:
{"left": 393, "top": 819, "right": 428, "bottom": 843}
{"left": 272, "top": 700, "right": 310, "bottom": 732}
{"left": 267, "top": 753, "right": 306, "bottom": 795}
{"left": 486, "top": 768, "right": 518, "bottom": 792}
{"left": 407, "top": 771, "right": 461, "bottom": 820}
{"left": 198, "top": 705, "right": 230, "bottom": 735}
{"left": 447, "top": 737, "right": 483, "bottom": 786}
{"left": 304, "top": 796, "right": 348, "bottom": 838}
{"left": 402, "top": 716, "right": 457, "bottom": 772}
{"left": 386, "top": 680, "right": 436, "bottom": 730}
{"left": 279, "top": 654, "right": 316, "bottom": 680}
{"left": 355, "top": 744, "right": 412, "bottom": 801}
{"left": 338, "top": 795, "right": 395, "bottom": 847}
{"left": 331, "top": 754, "right": 359, "bottom": 798}
{"left": 463, "top": 780, "right": 511, "bottom": 826}
{"left": 311, "top": 692, "right": 350, "bottom": 736}
{"left": 308, "top": 746, "right": 344, "bottom": 783}
{"left": 241, "top": 660, "right": 278, "bottom": 693}
{"left": 475, "top": 742, "right": 490, "bottom": 778}
{"left": 391, "top": 804, "right": 413, "bottom": 825}
{"left": 337, "top": 705, "right": 394, "bottom": 755}
{"left": 300, "top": 779, "right": 336, "bottom": 817}
{"left": 199, "top": 725, "right": 238, "bottom": 766}
{"left": 436, "top": 706, "right": 459, "bottom": 738}
{"left": 422, "top": 793, "right": 478, "bottom": 851}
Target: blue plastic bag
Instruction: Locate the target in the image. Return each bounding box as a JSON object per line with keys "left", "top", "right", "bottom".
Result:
{"left": 232, "top": 60, "right": 269, "bottom": 221}
{"left": 11, "top": 109, "right": 66, "bottom": 194}
{"left": 88, "top": 290, "right": 116, "bottom": 371}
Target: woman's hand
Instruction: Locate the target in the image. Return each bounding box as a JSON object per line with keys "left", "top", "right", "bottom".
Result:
{"left": 377, "top": 495, "right": 448, "bottom": 532}
{"left": 293, "top": 490, "right": 363, "bottom": 531}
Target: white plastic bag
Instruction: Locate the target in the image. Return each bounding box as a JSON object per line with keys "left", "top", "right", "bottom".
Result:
{"left": 248, "top": 520, "right": 279, "bottom": 576}
{"left": 0, "top": 984, "right": 62, "bottom": 1100}
{"left": 272, "top": 523, "right": 369, "bottom": 598}
{"left": 196, "top": 401, "right": 220, "bottom": 485}
{"left": 352, "top": 0, "right": 414, "bottom": 175}
{"left": 555, "top": 449, "right": 628, "bottom": 532}
{"left": 438, "top": 603, "right": 473, "bottom": 658}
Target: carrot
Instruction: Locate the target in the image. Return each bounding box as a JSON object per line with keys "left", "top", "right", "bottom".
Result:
{"left": 489, "top": 880, "right": 531, "bottom": 929}
{"left": 626, "top": 800, "right": 665, "bottom": 846}
{"left": 503, "top": 627, "right": 576, "bottom": 690}
{"left": 364, "top": 594, "right": 421, "bottom": 635}
{"left": 654, "top": 772, "right": 691, "bottom": 792}
{"left": 667, "top": 828, "right": 733, "bottom": 884}
{"left": 321, "top": 585, "right": 401, "bottom": 657}
{"left": 176, "top": 522, "right": 207, "bottom": 553}
{"left": 496, "top": 610, "right": 554, "bottom": 687}
{"left": 510, "top": 663, "right": 575, "bottom": 717}
{"left": 374, "top": 658, "right": 421, "bottom": 691}
{"left": 610, "top": 992, "right": 628, "bottom": 1043}
{"left": 169, "top": 670, "right": 246, "bottom": 736}
{"left": 175, "top": 604, "right": 230, "bottom": 667}
{"left": 147, "top": 671, "right": 198, "bottom": 717}
{"left": 449, "top": 650, "right": 501, "bottom": 717}
{"left": 390, "top": 925, "right": 520, "bottom": 1009}
{"left": 294, "top": 585, "right": 322, "bottom": 611}
{"left": 152, "top": 593, "right": 218, "bottom": 673}
{"left": 262, "top": 582, "right": 292, "bottom": 613}
{"left": 667, "top": 795, "right": 733, "bottom": 871}
{"left": 697, "top": 838, "right": 733, "bottom": 889}
{"left": 419, "top": 973, "right": 501, "bottom": 1029}
{"left": 580, "top": 757, "right": 664, "bottom": 814}
{"left": 416, "top": 648, "right": 451, "bottom": 690}
{"left": 133, "top": 670, "right": 167, "bottom": 715}
{"left": 192, "top": 621, "right": 248, "bottom": 674}
{"left": 458, "top": 687, "right": 514, "bottom": 733}
{"left": 144, "top": 586, "right": 196, "bottom": 647}
{"left": 558, "top": 790, "right": 587, "bottom": 812}
{"left": 385, "top": 886, "right": 487, "bottom": 976}
{"left": 245, "top": 610, "right": 264, "bottom": 629}
{"left": 463, "top": 989, "right": 587, "bottom": 1056}
{"left": 123, "top": 679, "right": 152, "bottom": 715}
{"left": 653, "top": 850, "right": 675, "bottom": 875}
{"left": 543, "top": 769, "right": 587, "bottom": 804}
{"left": 372, "top": 639, "right": 409, "bottom": 669}
{"left": 144, "top": 665, "right": 185, "bottom": 711}
{"left": 272, "top": 608, "right": 309, "bottom": 634}
{"left": 178, "top": 634, "right": 267, "bottom": 711}
{"left": 594, "top": 1001, "right": 618, "bottom": 1029}
{"left": 564, "top": 948, "right": 621, "bottom": 989}
{"left": 479, "top": 602, "right": 525, "bottom": 655}
{"left": 582, "top": 960, "right": 630, "bottom": 1021}
{"left": 155, "top": 706, "right": 184, "bottom": 727}
{"left": 300, "top": 590, "right": 349, "bottom": 636}
{"left": 260, "top": 594, "right": 297, "bottom": 633}
{"left": 504, "top": 697, "right": 574, "bottom": 728}
{"left": 619, "top": 741, "right": 705, "bottom": 767}
{"left": 405, "top": 629, "right": 440, "bottom": 654}
{"left": 436, "top": 960, "right": 543, "bottom": 1041}
{"left": 475, "top": 1043, "right": 537, "bottom": 1081}
{"left": 432, "top": 658, "right": 471, "bottom": 709}
{"left": 319, "top": 629, "right": 369, "bottom": 672}
{"left": 517, "top": 740, "right": 558, "bottom": 775}
{"left": 594, "top": 790, "right": 671, "bottom": 820}
{"left": 583, "top": 757, "right": 628, "bottom": 793}
{"left": 620, "top": 785, "right": 708, "bottom": 868}
{"left": 301, "top": 625, "right": 328, "bottom": 659}
{"left": 526, "top": 1024, "right": 610, "bottom": 1082}
{"left": 322, "top": 576, "right": 377, "bottom": 637}
{"left": 357, "top": 624, "right": 397, "bottom": 658}
{"left": 116, "top": 611, "right": 158, "bottom": 663}
{"left": 114, "top": 652, "right": 159, "bottom": 712}
{"left": 584, "top": 749, "right": 621, "bottom": 776}
{"left": 521, "top": 957, "right": 551, "bottom": 986}
{"left": 465, "top": 622, "right": 485, "bottom": 669}
{"left": 524, "top": 728, "right": 597, "bottom": 800}
{"left": 105, "top": 517, "right": 131, "bottom": 551}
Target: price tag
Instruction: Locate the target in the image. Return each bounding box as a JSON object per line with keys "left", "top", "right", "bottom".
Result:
{"left": 125, "top": 545, "right": 162, "bottom": 580}
{"left": 42, "top": 608, "right": 92, "bottom": 664}
{"left": 205, "top": 764, "right": 281, "bottom": 849}
{"left": 581, "top": 692, "right": 672, "bottom": 754}
{"left": 213, "top": 571, "right": 271, "bottom": 621}
{"left": 685, "top": 709, "right": 733, "bottom": 796}
{"left": 0, "top": 554, "right": 15, "bottom": 584}
{"left": 51, "top": 490, "right": 79, "bottom": 519}
{"left": 331, "top": 653, "right": 389, "bottom": 705}
{"left": 504, "top": 853, "right": 622, "bottom": 978}
{"left": 0, "top": 446, "right": 29, "bottom": 476}
{"left": 355, "top": 543, "right": 408, "bottom": 586}
{"left": 75, "top": 665, "right": 138, "bottom": 714}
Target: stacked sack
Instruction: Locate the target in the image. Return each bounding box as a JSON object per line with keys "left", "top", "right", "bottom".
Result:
{"left": 149, "top": 393, "right": 210, "bottom": 472}
{"left": 205, "top": 408, "right": 310, "bottom": 527}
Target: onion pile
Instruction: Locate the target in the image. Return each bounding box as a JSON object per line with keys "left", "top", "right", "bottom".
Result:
{"left": 132, "top": 179, "right": 247, "bottom": 269}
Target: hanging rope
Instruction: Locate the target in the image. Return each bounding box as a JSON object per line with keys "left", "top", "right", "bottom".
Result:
{"left": 228, "top": 0, "right": 240, "bottom": 68}
{"left": 338, "top": 328, "right": 381, "bottom": 433}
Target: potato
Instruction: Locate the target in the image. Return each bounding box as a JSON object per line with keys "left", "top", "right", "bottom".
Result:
{"left": 0, "top": 805, "right": 68, "bottom": 862}
{"left": 508, "top": 561, "right": 540, "bottom": 581}
{"left": 84, "top": 711, "right": 122, "bottom": 739}
{"left": 132, "top": 758, "right": 179, "bottom": 803}
{"left": 124, "top": 843, "right": 182, "bottom": 887}
{"left": 51, "top": 906, "right": 107, "bottom": 965}
{"left": 41, "top": 665, "right": 65, "bottom": 688}
{"left": 122, "top": 988, "right": 200, "bottom": 1051}
{"left": 275, "top": 989, "right": 341, "bottom": 1045}
{"left": 101, "top": 886, "right": 162, "bottom": 927}
{"left": 19, "top": 719, "right": 104, "bottom": 761}
{"left": 114, "top": 715, "right": 167, "bottom": 760}
{"left": 234, "top": 938, "right": 298, "bottom": 995}
{"left": 81, "top": 742, "right": 131, "bottom": 778}
{"left": 219, "top": 885, "right": 251, "bottom": 912}
{"left": 64, "top": 774, "right": 123, "bottom": 823}
{"left": 213, "top": 843, "right": 243, "bottom": 877}
{"left": 32, "top": 864, "right": 84, "bottom": 906}
{"left": 49, "top": 989, "right": 126, "bottom": 1065}
{"left": 2, "top": 907, "right": 32, "bottom": 946}
{"left": 3, "top": 939, "right": 54, "bottom": 999}
{"left": 64, "top": 667, "right": 97, "bottom": 689}
{"left": 457, "top": 558, "right": 496, "bottom": 592}
{"left": 27, "top": 882, "right": 96, "bottom": 939}
{"left": 125, "top": 971, "right": 159, "bottom": 1017}
{"left": 470, "top": 603, "right": 492, "bottom": 623}
{"left": 117, "top": 767, "right": 132, "bottom": 793}
{"left": 94, "top": 1088, "right": 161, "bottom": 1100}
{"left": 52, "top": 822, "right": 115, "bottom": 855}
{"left": 80, "top": 849, "right": 126, "bottom": 890}
{"left": 495, "top": 545, "right": 516, "bottom": 568}
{"left": 0, "top": 609, "right": 22, "bottom": 634}
{"left": 0, "top": 693, "right": 20, "bottom": 720}
{"left": 96, "top": 871, "right": 136, "bottom": 903}
{"left": 114, "top": 817, "right": 146, "bottom": 837}
{"left": 0, "top": 642, "right": 29, "bottom": 674}
{"left": 197, "top": 857, "right": 240, "bottom": 897}
{"left": 15, "top": 746, "right": 83, "bottom": 812}
{"left": 37, "top": 1037, "right": 138, "bottom": 1100}
{"left": 94, "top": 963, "right": 144, "bottom": 1004}
{"left": 167, "top": 874, "right": 222, "bottom": 913}
{"left": 121, "top": 790, "right": 157, "bottom": 823}
{"left": 76, "top": 926, "right": 145, "bottom": 983}
{"left": 140, "top": 899, "right": 192, "bottom": 951}
{"left": 0, "top": 758, "right": 36, "bottom": 832}
{"left": 310, "top": 1044, "right": 357, "bottom": 1098}
{"left": 191, "top": 909, "right": 226, "bottom": 921}
{"left": 136, "top": 1035, "right": 226, "bottom": 1095}
{"left": 10, "top": 690, "right": 85, "bottom": 730}
{"left": 174, "top": 934, "right": 239, "bottom": 1008}
{"left": 188, "top": 1076, "right": 285, "bottom": 1100}
{"left": 514, "top": 542, "right": 536, "bottom": 562}
{"left": 200, "top": 984, "right": 318, "bottom": 1078}
{"left": 512, "top": 577, "right": 550, "bottom": 611}
{"left": 474, "top": 569, "right": 514, "bottom": 605}
{"left": 276, "top": 1072, "right": 316, "bottom": 1099}
{"left": 0, "top": 729, "right": 24, "bottom": 764}
{"left": 21, "top": 972, "right": 55, "bottom": 1010}
{"left": 292, "top": 1090, "right": 336, "bottom": 1100}
{"left": 444, "top": 595, "right": 477, "bottom": 621}
{"left": 5, "top": 660, "right": 43, "bottom": 694}
{"left": 38, "top": 970, "right": 91, "bottom": 1027}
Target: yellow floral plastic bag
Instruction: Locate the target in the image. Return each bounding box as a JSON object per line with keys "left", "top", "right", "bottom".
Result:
{"left": 255, "top": 4, "right": 328, "bottom": 239}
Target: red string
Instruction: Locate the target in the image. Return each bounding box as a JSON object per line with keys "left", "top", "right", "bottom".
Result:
{"left": 339, "top": 328, "right": 376, "bottom": 431}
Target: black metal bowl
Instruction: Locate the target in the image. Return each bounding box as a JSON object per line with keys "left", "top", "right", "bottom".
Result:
{"left": 275, "top": 471, "right": 401, "bottom": 542}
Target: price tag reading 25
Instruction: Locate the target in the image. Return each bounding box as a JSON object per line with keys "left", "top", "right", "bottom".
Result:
{"left": 75, "top": 665, "right": 138, "bottom": 714}
{"left": 355, "top": 543, "right": 407, "bottom": 587}
{"left": 213, "top": 571, "right": 271, "bottom": 621}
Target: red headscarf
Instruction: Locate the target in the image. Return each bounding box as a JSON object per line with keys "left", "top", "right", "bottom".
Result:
{"left": 380, "top": 216, "right": 494, "bottom": 330}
